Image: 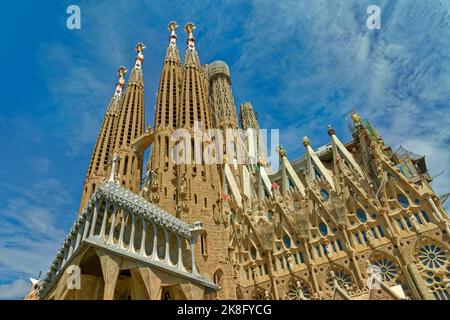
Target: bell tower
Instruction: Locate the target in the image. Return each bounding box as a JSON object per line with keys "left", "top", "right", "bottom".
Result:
{"left": 146, "top": 22, "right": 183, "bottom": 212}
{"left": 112, "top": 43, "right": 146, "bottom": 193}
{"left": 79, "top": 66, "right": 127, "bottom": 213}
{"left": 174, "top": 22, "right": 236, "bottom": 299}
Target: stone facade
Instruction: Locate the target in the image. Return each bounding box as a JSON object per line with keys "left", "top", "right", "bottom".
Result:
{"left": 28, "top": 21, "right": 450, "bottom": 300}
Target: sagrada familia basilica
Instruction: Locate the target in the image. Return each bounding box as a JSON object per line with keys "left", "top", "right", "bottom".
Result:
{"left": 25, "top": 22, "right": 450, "bottom": 300}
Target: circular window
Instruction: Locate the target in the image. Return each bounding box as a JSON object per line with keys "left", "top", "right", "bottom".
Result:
{"left": 319, "top": 223, "right": 328, "bottom": 236}
{"left": 330, "top": 271, "right": 352, "bottom": 289}
{"left": 397, "top": 194, "right": 409, "bottom": 208}
{"left": 283, "top": 235, "right": 292, "bottom": 248}
{"left": 356, "top": 209, "right": 367, "bottom": 223}
{"left": 267, "top": 211, "right": 273, "bottom": 221}
{"left": 374, "top": 259, "right": 397, "bottom": 281}
{"left": 320, "top": 189, "right": 329, "bottom": 201}
{"left": 418, "top": 245, "right": 446, "bottom": 269}
{"left": 250, "top": 247, "right": 257, "bottom": 260}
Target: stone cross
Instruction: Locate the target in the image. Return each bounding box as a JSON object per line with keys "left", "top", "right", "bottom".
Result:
{"left": 108, "top": 153, "right": 121, "bottom": 183}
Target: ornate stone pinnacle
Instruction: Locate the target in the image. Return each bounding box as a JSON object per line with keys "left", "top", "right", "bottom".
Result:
{"left": 278, "top": 145, "right": 286, "bottom": 157}
{"left": 185, "top": 22, "right": 196, "bottom": 34}
{"left": 135, "top": 42, "right": 145, "bottom": 53}
{"left": 303, "top": 136, "right": 310, "bottom": 147}
{"left": 351, "top": 112, "right": 361, "bottom": 125}
{"left": 327, "top": 125, "right": 336, "bottom": 136}
{"left": 168, "top": 21, "right": 178, "bottom": 32}
{"left": 117, "top": 66, "right": 127, "bottom": 77}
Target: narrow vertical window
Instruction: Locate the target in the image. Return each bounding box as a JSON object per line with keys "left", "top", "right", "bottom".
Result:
{"left": 201, "top": 233, "right": 207, "bottom": 255}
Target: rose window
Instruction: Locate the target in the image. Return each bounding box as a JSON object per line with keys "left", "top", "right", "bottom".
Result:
{"left": 287, "top": 279, "right": 311, "bottom": 300}
{"left": 329, "top": 271, "right": 352, "bottom": 289}
{"left": 373, "top": 259, "right": 398, "bottom": 282}
{"left": 418, "top": 245, "right": 447, "bottom": 269}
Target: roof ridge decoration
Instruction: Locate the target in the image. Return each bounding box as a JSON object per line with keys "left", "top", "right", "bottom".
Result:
{"left": 94, "top": 181, "right": 194, "bottom": 237}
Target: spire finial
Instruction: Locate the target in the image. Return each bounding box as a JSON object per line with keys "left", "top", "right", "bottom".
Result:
{"left": 135, "top": 42, "right": 145, "bottom": 69}
{"left": 168, "top": 21, "right": 178, "bottom": 45}
{"left": 114, "top": 66, "right": 127, "bottom": 97}
{"left": 168, "top": 21, "right": 178, "bottom": 32}
{"left": 277, "top": 145, "right": 287, "bottom": 157}
{"left": 327, "top": 125, "right": 336, "bottom": 136}
{"left": 351, "top": 112, "right": 361, "bottom": 126}
{"left": 303, "top": 136, "right": 310, "bottom": 147}
{"left": 185, "top": 22, "right": 196, "bottom": 49}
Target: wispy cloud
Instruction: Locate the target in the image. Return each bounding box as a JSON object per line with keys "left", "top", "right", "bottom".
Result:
{"left": 0, "top": 279, "right": 30, "bottom": 300}
{"left": 227, "top": 0, "right": 450, "bottom": 199}
{"left": 0, "top": 176, "right": 72, "bottom": 299}
{"left": 1, "top": 0, "right": 449, "bottom": 300}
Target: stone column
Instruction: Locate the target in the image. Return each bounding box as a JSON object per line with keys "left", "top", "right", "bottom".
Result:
{"left": 128, "top": 214, "right": 136, "bottom": 253}
{"left": 139, "top": 221, "right": 148, "bottom": 256}
{"left": 67, "top": 235, "right": 76, "bottom": 260}
{"left": 151, "top": 224, "right": 158, "bottom": 261}
{"left": 267, "top": 253, "right": 280, "bottom": 300}
{"left": 176, "top": 235, "right": 183, "bottom": 271}
{"left": 61, "top": 243, "right": 70, "bottom": 267}
{"left": 117, "top": 210, "right": 127, "bottom": 249}
{"left": 99, "top": 202, "right": 110, "bottom": 240}
{"left": 428, "top": 197, "right": 443, "bottom": 221}
{"left": 82, "top": 209, "right": 92, "bottom": 240}
{"left": 190, "top": 239, "right": 199, "bottom": 276}
{"left": 350, "top": 252, "right": 364, "bottom": 288}
{"left": 97, "top": 249, "right": 121, "bottom": 300}
{"left": 89, "top": 203, "right": 99, "bottom": 237}
{"left": 164, "top": 228, "right": 170, "bottom": 265}
{"left": 107, "top": 205, "right": 118, "bottom": 245}
{"left": 74, "top": 224, "right": 83, "bottom": 251}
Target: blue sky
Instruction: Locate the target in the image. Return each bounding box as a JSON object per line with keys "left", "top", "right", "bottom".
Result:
{"left": 1, "top": 0, "right": 450, "bottom": 299}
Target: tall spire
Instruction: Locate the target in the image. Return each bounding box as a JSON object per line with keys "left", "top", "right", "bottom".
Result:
{"left": 112, "top": 43, "right": 146, "bottom": 193}
{"left": 78, "top": 66, "right": 127, "bottom": 213}
{"left": 240, "top": 102, "right": 269, "bottom": 168}
{"left": 184, "top": 22, "right": 200, "bottom": 66}
{"left": 208, "top": 61, "right": 238, "bottom": 130}
{"left": 178, "top": 22, "right": 212, "bottom": 129}
{"left": 146, "top": 22, "right": 184, "bottom": 210}
{"left": 175, "top": 23, "right": 230, "bottom": 294}
{"left": 154, "top": 21, "right": 183, "bottom": 129}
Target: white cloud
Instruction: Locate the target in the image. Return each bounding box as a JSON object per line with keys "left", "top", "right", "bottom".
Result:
{"left": 228, "top": 0, "right": 450, "bottom": 200}
{"left": 0, "top": 278, "right": 30, "bottom": 300}
{"left": 0, "top": 178, "right": 73, "bottom": 296}
{"left": 2, "top": 0, "right": 449, "bottom": 300}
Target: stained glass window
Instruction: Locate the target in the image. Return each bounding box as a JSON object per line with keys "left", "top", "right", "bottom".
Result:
{"left": 250, "top": 247, "right": 257, "bottom": 260}
{"left": 397, "top": 194, "right": 409, "bottom": 208}
{"left": 320, "top": 189, "right": 329, "bottom": 201}
{"left": 356, "top": 208, "right": 367, "bottom": 223}
{"left": 418, "top": 245, "right": 446, "bottom": 269}
{"left": 374, "top": 259, "right": 397, "bottom": 281}
{"left": 319, "top": 223, "right": 328, "bottom": 236}
{"left": 283, "top": 235, "right": 292, "bottom": 248}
